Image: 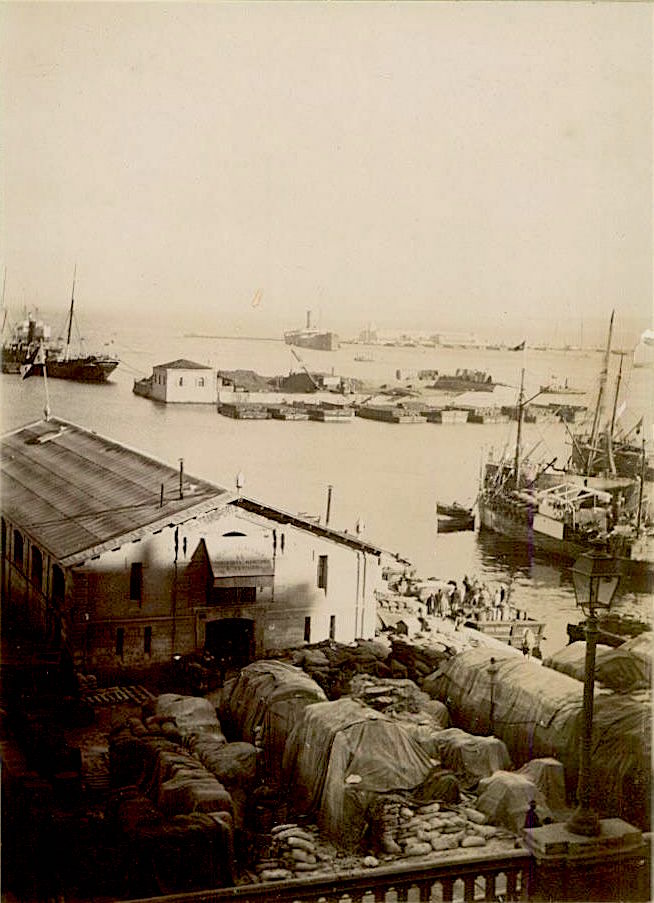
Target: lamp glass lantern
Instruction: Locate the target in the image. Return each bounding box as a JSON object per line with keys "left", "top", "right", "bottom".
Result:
{"left": 571, "top": 552, "right": 621, "bottom": 617}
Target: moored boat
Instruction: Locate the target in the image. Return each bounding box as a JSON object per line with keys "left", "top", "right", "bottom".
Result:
{"left": 430, "top": 369, "right": 495, "bottom": 392}
{"left": 477, "top": 336, "right": 654, "bottom": 589}
{"left": 465, "top": 614, "right": 546, "bottom": 655}
{"left": 1, "top": 312, "right": 60, "bottom": 374}
{"left": 436, "top": 502, "right": 475, "bottom": 533}
{"left": 14, "top": 271, "right": 119, "bottom": 383}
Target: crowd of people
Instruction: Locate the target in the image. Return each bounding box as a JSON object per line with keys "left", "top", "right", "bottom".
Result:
{"left": 387, "top": 570, "right": 538, "bottom": 659}
{"left": 422, "top": 575, "right": 516, "bottom": 622}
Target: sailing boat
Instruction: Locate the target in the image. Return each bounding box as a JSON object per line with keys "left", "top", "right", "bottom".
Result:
{"left": 21, "top": 269, "right": 119, "bottom": 383}
{"left": 476, "top": 355, "right": 653, "bottom": 588}
{"left": 568, "top": 311, "right": 653, "bottom": 483}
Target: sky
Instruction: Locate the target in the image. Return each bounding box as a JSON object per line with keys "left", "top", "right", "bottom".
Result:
{"left": 1, "top": 2, "right": 652, "bottom": 346}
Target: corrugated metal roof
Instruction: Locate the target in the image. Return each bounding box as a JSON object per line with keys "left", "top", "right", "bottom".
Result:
{"left": 154, "top": 359, "right": 212, "bottom": 370}
{"left": 234, "top": 496, "right": 408, "bottom": 561}
{"left": 1, "top": 418, "right": 232, "bottom": 566}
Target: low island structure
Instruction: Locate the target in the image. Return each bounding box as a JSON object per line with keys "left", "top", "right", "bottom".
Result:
{"left": 133, "top": 358, "right": 216, "bottom": 403}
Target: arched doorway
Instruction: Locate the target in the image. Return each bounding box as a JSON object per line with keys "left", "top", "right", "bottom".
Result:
{"left": 205, "top": 618, "right": 254, "bottom": 670}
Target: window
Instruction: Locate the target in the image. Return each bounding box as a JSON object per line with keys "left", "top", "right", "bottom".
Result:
{"left": 304, "top": 617, "right": 311, "bottom": 643}
{"left": 144, "top": 626, "right": 152, "bottom": 655}
{"left": 329, "top": 615, "right": 336, "bottom": 640}
{"left": 116, "top": 628, "right": 124, "bottom": 658}
{"left": 1, "top": 518, "right": 6, "bottom": 557}
{"left": 52, "top": 565, "right": 65, "bottom": 606}
{"left": 198, "top": 377, "right": 205, "bottom": 387}
{"left": 178, "top": 377, "right": 184, "bottom": 386}
{"left": 130, "top": 563, "right": 143, "bottom": 603}
{"left": 13, "top": 530, "right": 23, "bottom": 568}
{"left": 317, "top": 555, "right": 328, "bottom": 590}
{"left": 280, "top": 533, "right": 285, "bottom": 553}
{"left": 31, "top": 547, "right": 43, "bottom": 590}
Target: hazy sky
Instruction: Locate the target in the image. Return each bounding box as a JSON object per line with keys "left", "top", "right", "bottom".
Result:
{"left": 1, "top": 2, "right": 652, "bottom": 344}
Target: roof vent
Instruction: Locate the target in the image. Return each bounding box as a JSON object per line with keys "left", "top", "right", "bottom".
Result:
{"left": 27, "top": 426, "right": 68, "bottom": 445}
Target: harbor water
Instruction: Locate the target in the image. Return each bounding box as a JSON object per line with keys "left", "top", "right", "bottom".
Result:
{"left": 2, "top": 321, "right": 652, "bottom": 658}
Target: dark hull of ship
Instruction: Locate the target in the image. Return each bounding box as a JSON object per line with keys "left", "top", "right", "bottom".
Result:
{"left": 432, "top": 378, "right": 494, "bottom": 392}
{"left": 26, "top": 358, "right": 119, "bottom": 383}
{"left": 477, "top": 497, "right": 653, "bottom": 590}
{"left": 284, "top": 332, "right": 339, "bottom": 351}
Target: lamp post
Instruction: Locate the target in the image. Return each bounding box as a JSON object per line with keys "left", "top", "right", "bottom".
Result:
{"left": 488, "top": 656, "right": 499, "bottom": 735}
{"left": 567, "top": 552, "right": 620, "bottom": 837}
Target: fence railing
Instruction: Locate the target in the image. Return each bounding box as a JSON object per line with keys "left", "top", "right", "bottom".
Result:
{"left": 126, "top": 847, "right": 532, "bottom": 903}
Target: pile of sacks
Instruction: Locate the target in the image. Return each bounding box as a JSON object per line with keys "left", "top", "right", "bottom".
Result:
{"left": 285, "top": 639, "right": 394, "bottom": 698}
{"left": 282, "top": 638, "right": 453, "bottom": 700}
{"left": 255, "top": 823, "right": 325, "bottom": 881}
{"left": 393, "top": 801, "right": 501, "bottom": 855}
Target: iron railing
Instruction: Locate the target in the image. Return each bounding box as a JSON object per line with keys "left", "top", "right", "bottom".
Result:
{"left": 126, "top": 847, "right": 532, "bottom": 903}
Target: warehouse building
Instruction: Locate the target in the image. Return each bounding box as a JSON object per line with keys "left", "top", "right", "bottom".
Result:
{"left": 1, "top": 417, "right": 395, "bottom": 679}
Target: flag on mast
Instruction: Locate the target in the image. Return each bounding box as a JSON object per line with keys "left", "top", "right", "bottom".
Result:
{"left": 20, "top": 342, "right": 47, "bottom": 379}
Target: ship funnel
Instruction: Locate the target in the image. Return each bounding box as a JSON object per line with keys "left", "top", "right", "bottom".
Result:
{"left": 306, "top": 310, "right": 312, "bottom": 329}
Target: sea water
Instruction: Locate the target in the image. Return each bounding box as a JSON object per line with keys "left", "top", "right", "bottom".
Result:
{"left": 2, "top": 320, "right": 652, "bottom": 657}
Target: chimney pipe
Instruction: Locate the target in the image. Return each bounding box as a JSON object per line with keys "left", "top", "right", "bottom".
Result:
{"left": 325, "top": 484, "right": 333, "bottom": 525}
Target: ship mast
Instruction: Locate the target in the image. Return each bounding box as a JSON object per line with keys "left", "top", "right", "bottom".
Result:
{"left": 606, "top": 351, "right": 624, "bottom": 476}
{"left": 65, "top": 264, "right": 77, "bottom": 362}
{"left": 636, "top": 437, "right": 646, "bottom": 534}
{"left": 586, "top": 309, "right": 614, "bottom": 474}
{"left": 513, "top": 367, "right": 525, "bottom": 489}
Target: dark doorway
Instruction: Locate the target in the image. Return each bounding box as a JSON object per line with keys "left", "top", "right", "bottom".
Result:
{"left": 205, "top": 618, "right": 254, "bottom": 670}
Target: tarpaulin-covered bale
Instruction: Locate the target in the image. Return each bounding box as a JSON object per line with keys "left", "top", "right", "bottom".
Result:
{"left": 517, "top": 758, "right": 567, "bottom": 813}
{"left": 157, "top": 771, "right": 232, "bottom": 817}
{"left": 221, "top": 661, "right": 326, "bottom": 776}
{"left": 109, "top": 725, "right": 180, "bottom": 789}
{"left": 543, "top": 642, "right": 613, "bottom": 682}
{"left": 546, "top": 636, "right": 651, "bottom": 693}
{"left": 191, "top": 740, "right": 258, "bottom": 829}
{"left": 432, "top": 727, "right": 511, "bottom": 786}
{"left": 282, "top": 697, "right": 436, "bottom": 849}
{"left": 128, "top": 812, "right": 235, "bottom": 894}
{"left": 595, "top": 635, "right": 652, "bottom": 693}
{"left": 476, "top": 771, "right": 552, "bottom": 834}
{"left": 153, "top": 695, "right": 225, "bottom": 741}
{"left": 428, "top": 647, "right": 651, "bottom": 828}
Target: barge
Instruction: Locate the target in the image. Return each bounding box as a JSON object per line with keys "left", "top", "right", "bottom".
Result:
{"left": 356, "top": 405, "right": 426, "bottom": 424}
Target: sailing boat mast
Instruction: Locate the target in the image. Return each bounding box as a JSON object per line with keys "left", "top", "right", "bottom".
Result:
{"left": 606, "top": 352, "right": 625, "bottom": 476}
{"left": 65, "top": 265, "right": 77, "bottom": 362}
{"left": 513, "top": 368, "right": 525, "bottom": 488}
{"left": 587, "top": 309, "right": 614, "bottom": 474}
{"left": 1, "top": 267, "right": 6, "bottom": 334}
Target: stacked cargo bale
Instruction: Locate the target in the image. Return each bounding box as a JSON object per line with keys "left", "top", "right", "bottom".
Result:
{"left": 106, "top": 707, "right": 237, "bottom": 895}
{"left": 282, "top": 697, "right": 453, "bottom": 851}
{"left": 219, "top": 661, "right": 327, "bottom": 778}
{"left": 389, "top": 636, "right": 452, "bottom": 684}
{"left": 428, "top": 646, "right": 652, "bottom": 829}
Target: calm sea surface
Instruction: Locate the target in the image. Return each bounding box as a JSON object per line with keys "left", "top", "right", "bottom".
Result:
{"left": 2, "top": 321, "right": 652, "bottom": 657}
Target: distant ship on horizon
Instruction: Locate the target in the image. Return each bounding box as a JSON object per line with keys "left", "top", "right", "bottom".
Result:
{"left": 284, "top": 310, "right": 339, "bottom": 352}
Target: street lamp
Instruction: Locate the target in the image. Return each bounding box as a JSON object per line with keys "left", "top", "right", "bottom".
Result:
{"left": 488, "top": 656, "right": 499, "bottom": 735}
{"left": 567, "top": 552, "right": 621, "bottom": 837}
